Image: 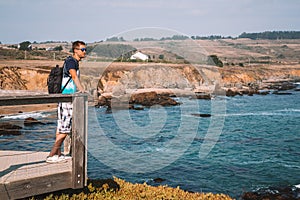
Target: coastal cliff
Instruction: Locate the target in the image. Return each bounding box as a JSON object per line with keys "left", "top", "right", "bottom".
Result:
{"left": 1, "top": 62, "right": 300, "bottom": 99}
{"left": 96, "top": 63, "right": 300, "bottom": 103}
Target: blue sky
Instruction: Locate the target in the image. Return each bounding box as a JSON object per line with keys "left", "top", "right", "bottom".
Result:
{"left": 0, "top": 0, "right": 299, "bottom": 44}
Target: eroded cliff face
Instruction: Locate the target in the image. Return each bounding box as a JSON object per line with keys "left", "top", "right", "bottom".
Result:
{"left": 97, "top": 64, "right": 223, "bottom": 96}
{"left": 0, "top": 66, "right": 96, "bottom": 93}
{"left": 1, "top": 63, "right": 300, "bottom": 96}
{"left": 0, "top": 66, "right": 49, "bottom": 91}
{"left": 97, "top": 63, "right": 300, "bottom": 96}
{"left": 219, "top": 65, "right": 300, "bottom": 88}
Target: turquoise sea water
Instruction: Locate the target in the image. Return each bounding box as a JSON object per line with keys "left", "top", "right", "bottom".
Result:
{"left": 1, "top": 89, "right": 299, "bottom": 198}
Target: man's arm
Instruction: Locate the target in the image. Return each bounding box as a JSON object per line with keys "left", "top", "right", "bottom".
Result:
{"left": 69, "top": 69, "right": 85, "bottom": 92}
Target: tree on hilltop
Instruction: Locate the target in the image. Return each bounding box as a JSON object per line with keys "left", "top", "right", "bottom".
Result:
{"left": 19, "top": 41, "right": 32, "bottom": 51}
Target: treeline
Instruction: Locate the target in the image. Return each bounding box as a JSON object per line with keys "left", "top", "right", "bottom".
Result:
{"left": 191, "top": 31, "right": 300, "bottom": 40}
{"left": 106, "top": 31, "right": 300, "bottom": 42}
{"left": 238, "top": 31, "right": 300, "bottom": 40}
{"left": 4, "top": 31, "right": 300, "bottom": 46}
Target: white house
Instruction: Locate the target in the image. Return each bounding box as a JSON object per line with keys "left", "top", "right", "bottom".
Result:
{"left": 130, "top": 52, "right": 149, "bottom": 61}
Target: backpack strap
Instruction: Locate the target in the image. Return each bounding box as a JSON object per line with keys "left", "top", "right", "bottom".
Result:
{"left": 60, "top": 58, "right": 73, "bottom": 93}
{"left": 60, "top": 76, "right": 72, "bottom": 93}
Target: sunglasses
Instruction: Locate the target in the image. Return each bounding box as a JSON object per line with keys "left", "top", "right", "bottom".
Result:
{"left": 76, "top": 48, "right": 87, "bottom": 52}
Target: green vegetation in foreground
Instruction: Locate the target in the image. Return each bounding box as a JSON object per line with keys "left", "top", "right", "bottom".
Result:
{"left": 31, "top": 177, "right": 233, "bottom": 200}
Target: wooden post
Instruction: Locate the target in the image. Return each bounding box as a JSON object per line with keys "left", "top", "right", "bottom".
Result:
{"left": 71, "top": 94, "right": 88, "bottom": 188}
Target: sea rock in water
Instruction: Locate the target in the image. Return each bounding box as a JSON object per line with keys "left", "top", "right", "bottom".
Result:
{"left": 226, "top": 88, "right": 242, "bottom": 97}
{"left": 153, "top": 177, "right": 166, "bottom": 183}
{"left": 129, "top": 106, "right": 144, "bottom": 110}
{"left": 130, "top": 91, "right": 180, "bottom": 107}
{"left": 258, "top": 90, "right": 270, "bottom": 95}
{"left": 24, "top": 117, "right": 45, "bottom": 126}
{"left": 272, "top": 91, "right": 293, "bottom": 95}
{"left": 191, "top": 113, "right": 211, "bottom": 118}
{"left": 195, "top": 93, "right": 211, "bottom": 100}
{"left": 242, "top": 185, "right": 300, "bottom": 200}
{"left": 0, "top": 122, "right": 22, "bottom": 135}
{"left": 97, "top": 95, "right": 111, "bottom": 107}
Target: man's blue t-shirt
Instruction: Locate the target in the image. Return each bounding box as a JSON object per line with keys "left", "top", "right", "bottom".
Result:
{"left": 61, "top": 56, "right": 80, "bottom": 94}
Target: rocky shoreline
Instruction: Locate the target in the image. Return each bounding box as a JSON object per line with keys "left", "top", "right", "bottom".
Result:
{"left": 93, "top": 63, "right": 300, "bottom": 108}
{"left": 95, "top": 79, "right": 300, "bottom": 110}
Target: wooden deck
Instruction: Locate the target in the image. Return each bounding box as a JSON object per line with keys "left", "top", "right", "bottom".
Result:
{"left": 0, "top": 94, "right": 88, "bottom": 199}
{"left": 0, "top": 151, "right": 72, "bottom": 199}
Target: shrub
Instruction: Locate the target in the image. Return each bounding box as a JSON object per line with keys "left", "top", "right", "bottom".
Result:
{"left": 207, "top": 55, "right": 223, "bottom": 67}
{"left": 159, "top": 54, "right": 164, "bottom": 59}
{"left": 53, "top": 45, "right": 63, "bottom": 51}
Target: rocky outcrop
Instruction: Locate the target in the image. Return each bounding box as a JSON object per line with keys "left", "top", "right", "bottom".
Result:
{"left": 130, "top": 91, "right": 180, "bottom": 106}
{"left": 97, "top": 63, "right": 300, "bottom": 101}
{"left": 97, "top": 91, "right": 180, "bottom": 109}
{"left": 24, "top": 117, "right": 45, "bottom": 126}
{"left": 97, "top": 64, "right": 221, "bottom": 95}
{"left": 96, "top": 64, "right": 224, "bottom": 105}
{"left": 0, "top": 122, "right": 22, "bottom": 136}
{"left": 220, "top": 65, "right": 300, "bottom": 96}
{"left": 0, "top": 66, "right": 49, "bottom": 91}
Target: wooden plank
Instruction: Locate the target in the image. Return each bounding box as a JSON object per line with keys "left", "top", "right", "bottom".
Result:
{"left": 0, "top": 184, "right": 9, "bottom": 200}
{"left": 1, "top": 160, "right": 71, "bottom": 183}
{"left": 5, "top": 171, "right": 72, "bottom": 199}
{"left": 0, "top": 156, "right": 72, "bottom": 199}
{"left": 0, "top": 93, "right": 88, "bottom": 106}
{"left": 71, "top": 95, "right": 88, "bottom": 189}
{"left": 0, "top": 94, "right": 73, "bottom": 106}
{"left": 0, "top": 151, "right": 49, "bottom": 171}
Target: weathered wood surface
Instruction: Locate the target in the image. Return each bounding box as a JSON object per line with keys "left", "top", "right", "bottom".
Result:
{"left": 0, "top": 151, "right": 49, "bottom": 171}
{"left": 0, "top": 94, "right": 74, "bottom": 106}
{"left": 0, "top": 94, "right": 88, "bottom": 199}
{"left": 72, "top": 95, "right": 88, "bottom": 189}
{"left": 0, "top": 151, "right": 72, "bottom": 199}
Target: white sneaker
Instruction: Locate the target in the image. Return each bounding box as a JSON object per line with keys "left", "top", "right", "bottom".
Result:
{"left": 46, "top": 155, "right": 66, "bottom": 163}
{"left": 59, "top": 155, "right": 72, "bottom": 161}
{"left": 62, "top": 155, "right": 72, "bottom": 160}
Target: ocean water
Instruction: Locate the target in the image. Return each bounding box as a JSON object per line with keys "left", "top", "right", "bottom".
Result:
{"left": 1, "top": 90, "right": 299, "bottom": 198}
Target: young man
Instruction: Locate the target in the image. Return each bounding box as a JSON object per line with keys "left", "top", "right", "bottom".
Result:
{"left": 46, "top": 41, "right": 86, "bottom": 163}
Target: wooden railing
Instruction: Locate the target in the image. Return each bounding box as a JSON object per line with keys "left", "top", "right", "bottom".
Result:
{"left": 0, "top": 93, "right": 88, "bottom": 199}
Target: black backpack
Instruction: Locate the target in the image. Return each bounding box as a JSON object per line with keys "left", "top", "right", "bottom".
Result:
{"left": 47, "top": 64, "right": 72, "bottom": 94}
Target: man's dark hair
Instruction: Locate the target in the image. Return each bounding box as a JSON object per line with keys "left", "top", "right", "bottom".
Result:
{"left": 72, "top": 40, "right": 86, "bottom": 52}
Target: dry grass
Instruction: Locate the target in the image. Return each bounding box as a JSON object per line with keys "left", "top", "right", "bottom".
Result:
{"left": 38, "top": 177, "right": 233, "bottom": 200}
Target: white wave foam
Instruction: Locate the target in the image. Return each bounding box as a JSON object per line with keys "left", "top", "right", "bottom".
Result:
{"left": 277, "top": 108, "right": 300, "bottom": 112}
{"left": 2, "top": 112, "right": 49, "bottom": 120}
{"left": 216, "top": 109, "right": 300, "bottom": 117}
{"left": 295, "top": 184, "right": 300, "bottom": 189}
